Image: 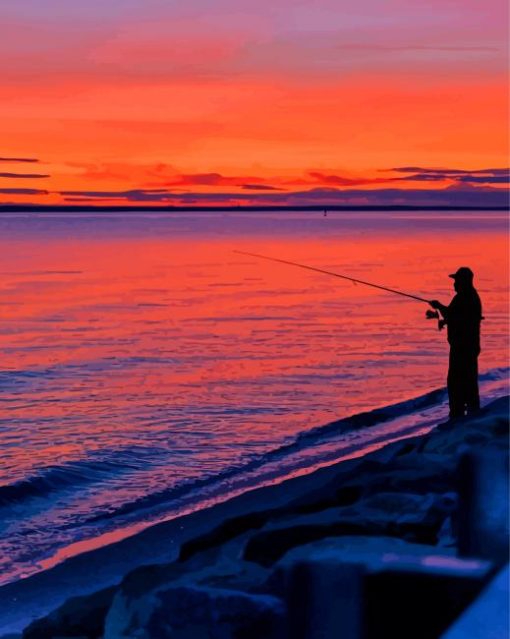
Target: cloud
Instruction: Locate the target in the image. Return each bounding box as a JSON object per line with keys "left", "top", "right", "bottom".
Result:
{"left": 390, "top": 166, "right": 510, "bottom": 175}
{"left": 167, "top": 172, "right": 281, "bottom": 188}
{"left": 169, "top": 173, "right": 234, "bottom": 186}
{"left": 63, "top": 197, "right": 119, "bottom": 202}
{"left": 60, "top": 189, "right": 175, "bottom": 201}
{"left": 388, "top": 166, "right": 509, "bottom": 185}
{"left": 392, "top": 166, "right": 508, "bottom": 175}
{"left": 56, "top": 186, "right": 508, "bottom": 208}
{"left": 307, "top": 171, "right": 393, "bottom": 186}
{"left": 0, "top": 172, "right": 49, "bottom": 179}
{"left": 0, "top": 157, "right": 40, "bottom": 163}
{"left": 3, "top": 164, "right": 506, "bottom": 208}
{"left": 0, "top": 188, "right": 48, "bottom": 194}
{"left": 241, "top": 184, "right": 283, "bottom": 190}
{"left": 72, "top": 161, "right": 179, "bottom": 182}
{"left": 60, "top": 188, "right": 286, "bottom": 203}
{"left": 282, "top": 187, "right": 507, "bottom": 207}
{"left": 456, "top": 175, "right": 509, "bottom": 184}
{"left": 66, "top": 163, "right": 509, "bottom": 194}
{"left": 71, "top": 165, "right": 284, "bottom": 190}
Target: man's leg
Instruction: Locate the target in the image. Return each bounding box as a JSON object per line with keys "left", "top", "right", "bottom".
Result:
{"left": 448, "top": 350, "right": 465, "bottom": 418}
{"left": 465, "top": 355, "right": 480, "bottom": 414}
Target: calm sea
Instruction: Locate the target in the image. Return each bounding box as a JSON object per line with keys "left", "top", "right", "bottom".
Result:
{"left": 0, "top": 210, "right": 508, "bottom": 584}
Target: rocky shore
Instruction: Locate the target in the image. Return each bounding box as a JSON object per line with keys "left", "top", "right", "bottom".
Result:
{"left": 3, "top": 396, "right": 509, "bottom": 639}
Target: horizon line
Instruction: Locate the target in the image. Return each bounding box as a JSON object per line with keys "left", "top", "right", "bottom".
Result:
{"left": 0, "top": 204, "right": 508, "bottom": 213}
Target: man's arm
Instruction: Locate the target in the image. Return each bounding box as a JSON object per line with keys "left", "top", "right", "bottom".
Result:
{"left": 429, "top": 300, "right": 449, "bottom": 318}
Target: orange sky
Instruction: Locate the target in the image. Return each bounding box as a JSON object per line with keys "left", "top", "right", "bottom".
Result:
{"left": 0, "top": 0, "right": 508, "bottom": 206}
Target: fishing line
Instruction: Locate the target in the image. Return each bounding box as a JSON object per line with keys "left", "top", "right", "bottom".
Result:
{"left": 233, "top": 250, "right": 429, "bottom": 303}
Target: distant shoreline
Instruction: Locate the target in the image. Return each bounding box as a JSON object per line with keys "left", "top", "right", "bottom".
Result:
{"left": 0, "top": 204, "right": 508, "bottom": 213}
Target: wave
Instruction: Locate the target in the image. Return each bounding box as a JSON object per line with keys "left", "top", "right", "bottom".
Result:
{"left": 66, "top": 387, "right": 453, "bottom": 525}
{"left": 3, "top": 366, "right": 507, "bottom": 518}
{"left": 79, "top": 365, "right": 509, "bottom": 526}
{"left": 0, "top": 355, "right": 181, "bottom": 391}
{"left": 0, "top": 454, "right": 151, "bottom": 507}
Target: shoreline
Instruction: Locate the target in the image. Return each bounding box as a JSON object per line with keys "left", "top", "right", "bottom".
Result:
{"left": 1, "top": 393, "right": 509, "bottom": 636}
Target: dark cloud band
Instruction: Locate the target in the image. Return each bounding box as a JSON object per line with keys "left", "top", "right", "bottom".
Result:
{"left": 0, "top": 157, "right": 40, "bottom": 163}
{"left": 57, "top": 186, "right": 508, "bottom": 208}
{"left": 0, "top": 188, "right": 49, "bottom": 195}
{"left": 0, "top": 172, "right": 50, "bottom": 179}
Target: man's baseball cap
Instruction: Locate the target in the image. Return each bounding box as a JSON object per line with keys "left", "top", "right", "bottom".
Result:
{"left": 449, "top": 266, "right": 474, "bottom": 280}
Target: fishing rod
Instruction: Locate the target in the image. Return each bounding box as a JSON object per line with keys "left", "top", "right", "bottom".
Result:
{"left": 233, "top": 250, "right": 430, "bottom": 304}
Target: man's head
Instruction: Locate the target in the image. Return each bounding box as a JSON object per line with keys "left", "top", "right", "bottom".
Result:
{"left": 449, "top": 266, "right": 474, "bottom": 292}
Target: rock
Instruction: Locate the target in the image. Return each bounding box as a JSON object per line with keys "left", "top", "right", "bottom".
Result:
{"left": 283, "top": 449, "right": 454, "bottom": 516}
{"left": 282, "top": 458, "right": 388, "bottom": 514}
{"left": 286, "top": 561, "right": 364, "bottom": 639}
{"left": 245, "top": 523, "right": 364, "bottom": 567}
{"left": 364, "top": 555, "right": 493, "bottom": 639}
{"left": 437, "top": 516, "right": 456, "bottom": 548}
{"left": 22, "top": 586, "right": 116, "bottom": 639}
{"left": 353, "top": 491, "right": 457, "bottom": 529}
{"left": 280, "top": 534, "right": 454, "bottom": 564}
{"left": 457, "top": 450, "right": 510, "bottom": 564}
{"left": 346, "top": 453, "right": 456, "bottom": 496}
{"left": 277, "top": 535, "right": 492, "bottom": 639}
{"left": 420, "top": 400, "right": 509, "bottom": 456}
{"left": 104, "top": 585, "right": 286, "bottom": 639}
{"left": 115, "top": 532, "right": 267, "bottom": 599}
{"left": 244, "top": 492, "right": 456, "bottom": 566}
{"left": 267, "top": 535, "right": 454, "bottom": 596}
{"left": 179, "top": 511, "right": 272, "bottom": 562}
{"left": 104, "top": 539, "right": 271, "bottom": 639}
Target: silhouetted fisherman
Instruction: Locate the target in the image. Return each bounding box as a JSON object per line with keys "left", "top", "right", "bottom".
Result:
{"left": 429, "top": 267, "right": 483, "bottom": 419}
{"left": 234, "top": 250, "right": 485, "bottom": 418}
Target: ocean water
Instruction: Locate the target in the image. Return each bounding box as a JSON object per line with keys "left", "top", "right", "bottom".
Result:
{"left": 0, "top": 209, "right": 508, "bottom": 585}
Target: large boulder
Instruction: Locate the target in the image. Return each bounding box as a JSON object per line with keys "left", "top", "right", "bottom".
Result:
{"left": 333, "top": 453, "right": 456, "bottom": 502}
{"left": 244, "top": 491, "right": 456, "bottom": 566}
{"left": 281, "top": 448, "right": 455, "bottom": 517}
{"left": 113, "top": 532, "right": 267, "bottom": 597}
{"left": 457, "top": 450, "right": 509, "bottom": 564}
{"left": 267, "top": 534, "right": 455, "bottom": 595}
{"left": 22, "top": 586, "right": 116, "bottom": 639}
{"left": 179, "top": 511, "right": 271, "bottom": 562}
{"left": 104, "top": 536, "right": 271, "bottom": 639}
{"left": 104, "top": 585, "right": 285, "bottom": 639}
{"left": 270, "top": 536, "right": 492, "bottom": 639}
{"left": 420, "top": 400, "right": 509, "bottom": 456}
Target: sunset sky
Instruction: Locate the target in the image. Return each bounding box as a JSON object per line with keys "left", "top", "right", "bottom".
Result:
{"left": 0, "top": 0, "right": 508, "bottom": 206}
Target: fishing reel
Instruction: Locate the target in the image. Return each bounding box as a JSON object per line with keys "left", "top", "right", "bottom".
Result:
{"left": 426, "top": 310, "right": 446, "bottom": 331}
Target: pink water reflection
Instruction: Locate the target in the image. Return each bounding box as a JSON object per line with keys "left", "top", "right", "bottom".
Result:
{"left": 0, "top": 213, "right": 508, "bottom": 583}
